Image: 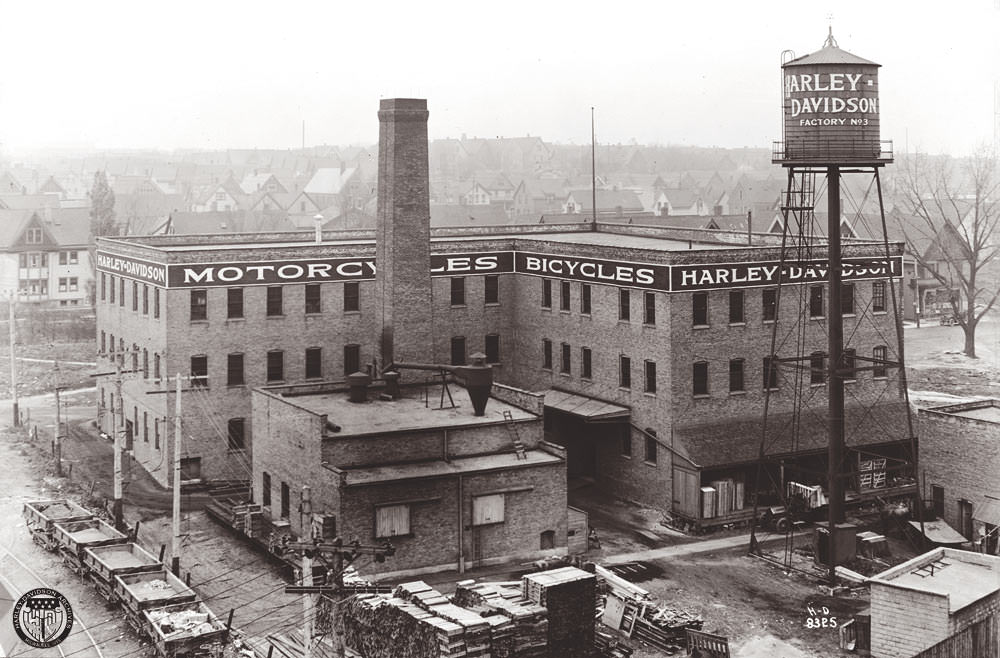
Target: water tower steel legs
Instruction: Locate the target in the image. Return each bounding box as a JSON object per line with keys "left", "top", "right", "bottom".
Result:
{"left": 827, "top": 165, "right": 846, "bottom": 582}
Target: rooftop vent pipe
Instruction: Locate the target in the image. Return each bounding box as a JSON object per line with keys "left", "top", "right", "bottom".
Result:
{"left": 346, "top": 371, "right": 372, "bottom": 403}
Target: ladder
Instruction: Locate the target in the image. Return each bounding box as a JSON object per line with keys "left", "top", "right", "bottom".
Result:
{"left": 503, "top": 410, "right": 527, "bottom": 459}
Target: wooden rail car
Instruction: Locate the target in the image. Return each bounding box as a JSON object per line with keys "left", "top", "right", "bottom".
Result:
{"left": 23, "top": 498, "right": 94, "bottom": 549}
{"left": 143, "top": 601, "right": 229, "bottom": 658}
{"left": 53, "top": 517, "right": 129, "bottom": 572}
{"left": 113, "top": 569, "right": 198, "bottom": 635}
{"left": 84, "top": 542, "right": 163, "bottom": 603}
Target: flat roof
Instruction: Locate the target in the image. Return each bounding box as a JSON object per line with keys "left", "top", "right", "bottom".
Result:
{"left": 440, "top": 231, "right": 732, "bottom": 251}
{"left": 954, "top": 406, "right": 1000, "bottom": 423}
{"left": 286, "top": 388, "right": 536, "bottom": 436}
{"left": 342, "top": 449, "right": 562, "bottom": 486}
{"left": 923, "top": 399, "right": 1000, "bottom": 424}
{"left": 871, "top": 548, "right": 1000, "bottom": 613}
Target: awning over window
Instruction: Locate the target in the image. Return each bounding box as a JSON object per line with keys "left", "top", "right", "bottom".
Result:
{"left": 908, "top": 519, "right": 968, "bottom": 545}
{"left": 974, "top": 499, "right": 1000, "bottom": 527}
{"left": 544, "top": 389, "right": 630, "bottom": 421}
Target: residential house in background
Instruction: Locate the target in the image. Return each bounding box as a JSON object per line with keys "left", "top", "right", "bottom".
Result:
{"left": 192, "top": 177, "right": 248, "bottom": 213}
{"left": 562, "top": 189, "right": 644, "bottom": 216}
{"left": 0, "top": 208, "right": 93, "bottom": 305}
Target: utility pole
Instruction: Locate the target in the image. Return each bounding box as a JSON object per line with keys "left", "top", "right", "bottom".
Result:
{"left": 113, "top": 361, "right": 124, "bottom": 531}
{"left": 54, "top": 387, "right": 63, "bottom": 476}
{"left": 301, "top": 486, "right": 313, "bottom": 658}
{"left": 8, "top": 295, "right": 18, "bottom": 427}
{"left": 590, "top": 107, "right": 597, "bottom": 226}
{"left": 827, "top": 165, "right": 846, "bottom": 585}
{"left": 172, "top": 373, "right": 182, "bottom": 576}
{"left": 283, "top": 539, "right": 396, "bottom": 658}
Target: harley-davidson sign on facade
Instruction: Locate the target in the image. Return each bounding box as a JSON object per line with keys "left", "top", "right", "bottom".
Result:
{"left": 96, "top": 251, "right": 901, "bottom": 292}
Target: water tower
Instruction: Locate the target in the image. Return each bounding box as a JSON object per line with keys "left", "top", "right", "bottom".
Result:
{"left": 760, "top": 30, "right": 913, "bottom": 583}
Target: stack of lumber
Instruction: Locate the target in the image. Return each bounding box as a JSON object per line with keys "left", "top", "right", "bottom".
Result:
{"left": 453, "top": 581, "right": 548, "bottom": 658}
{"left": 521, "top": 567, "right": 597, "bottom": 658}
{"left": 340, "top": 593, "right": 465, "bottom": 658}
{"left": 711, "top": 479, "right": 734, "bottom": 516}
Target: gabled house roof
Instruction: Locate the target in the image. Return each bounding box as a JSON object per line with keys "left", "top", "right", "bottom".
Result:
{"left": 304, "top": 167, "right": 357, "bottom": 195}
{"left": 240, "top": 173, "right": 287, "bottom": 195}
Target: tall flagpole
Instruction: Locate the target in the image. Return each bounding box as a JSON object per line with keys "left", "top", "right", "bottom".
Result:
{"left": 591, "top": 107, "right": 597, "bottom": 225}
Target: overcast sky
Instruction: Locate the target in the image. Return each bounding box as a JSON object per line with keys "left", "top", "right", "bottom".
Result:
{"left": 1, "top": 0, "right": 997, "bottom": 157}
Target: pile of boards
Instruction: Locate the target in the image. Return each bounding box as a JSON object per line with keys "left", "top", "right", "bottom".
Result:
{"left": 337, "top": 567, "right": 597, "bottom": 658}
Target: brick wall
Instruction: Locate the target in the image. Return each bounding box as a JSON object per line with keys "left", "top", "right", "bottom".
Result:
{"left": 918, "top": 404, "right": 1000, "bottom": 534}
{"left": 870, "top": 582, "right": 950, "bottom": 657}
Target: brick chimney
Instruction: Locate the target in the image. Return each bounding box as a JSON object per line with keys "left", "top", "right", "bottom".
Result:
{"left": 375, "top": 99, "right": 433, "bottom": 368}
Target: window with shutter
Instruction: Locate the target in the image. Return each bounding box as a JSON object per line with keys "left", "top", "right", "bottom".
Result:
{"left": 472, "top": 494, "right": 505, "bottom": 526}
{"left": 375, "top": 504, "right": 410, "bottom": 537}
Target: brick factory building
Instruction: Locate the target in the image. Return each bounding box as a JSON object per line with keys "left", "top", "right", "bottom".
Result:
{"left": 869, "top": 548, "right": 1000, "bottom": 658}
{"left": 94, "top": 99, "right": 914, "bottom": 573}
{"left": 918, "top": 399, "right": 1000, "bottom": 552}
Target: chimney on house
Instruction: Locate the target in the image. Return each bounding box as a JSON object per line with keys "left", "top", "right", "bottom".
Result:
{"left": 375, "top": 99, "right": 433, "bottom": 369}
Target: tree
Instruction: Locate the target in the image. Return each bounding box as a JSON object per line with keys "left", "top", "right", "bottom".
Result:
{"left": 895, "top": 147, "right": 1000, "bottom": 357}
{"left": 89, "top": 170, "right": 116, "bottom": 238}
{"left": 88, "top": 171, "right": 116, "bottom": 306}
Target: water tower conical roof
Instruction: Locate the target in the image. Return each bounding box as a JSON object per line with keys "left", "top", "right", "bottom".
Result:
{"left": 783, "top": 30, "right": 880, "bottom": 68}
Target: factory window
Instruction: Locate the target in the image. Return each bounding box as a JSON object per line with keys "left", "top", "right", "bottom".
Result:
{"left": 154, "top": 288, "right": 160, "bottom": 318}
{"left": 132, "top": 282, "right": 138, "bottom": 310}
{"left": 693, "top": 361, "right": 708, "bottom": 396}
{"left": 227, "top": 288, "right": 243, "bottom": 319}
{"left": 472, "top": 494, "right": 505, "bottom": 526}
{"left": 560, "top": 343, "right": 571, "bottom": 374}
{"left": 645, "top": 360, "right": 657, "bottom": 394}
{"left": 872, "top": 282, "right": 886, "bottom": 313}
{"left": 841, "top": 283, "right": 855, "bottom": 316}
{"left": 763, "top": 356, "right": 779, "bottom": 390}
{"left": 542, "top": 339, "right": 553, "bottom": 370}
{"left": 451, "top": 277, "right": 466, "bottom": 306}
{"left": 142, "top": 412, "right": 148, "bottom": 443}
{"left": 810, "top": 351, "right": 825, "bottom": 385}
{"left": 344, "top": 282, "right": 359, "bottom": 312}
{"left": 344, "top": 344, "right": 361, "bottom": 376}
{"left": 581, "top": 347, "right": 592, "bottom": 380}
{"left": 581, "top": 284, "right": 591, "bottom": 315}
{"left": 110, "top": 275, "right": 116, "bottom": 303}
{"left": 485, "top": 275, "right": 499, "bottom": 305}
{"left": 729, "top": 359, "right": 745, "bottom": 393}
{"left": 450, "top": 336, "right": 467, "bottom": 366}
{"left": 729, "top": 290, "right": 745, "bottom": 324}
{"left": 190, "top": 355, "right": 208, "bottom": 387}
{"left": 266, "top": 350, "right": 284, "bottom": 382}
{"left": 305, "top": 347, "right": 322, "bottom": 379}
{"left": 227, "top": 353, "right": 245, "bottom": 386}
{"left": 262, "top": 472, "right": 271, "bottom": 507}
{"left": 560, "top": 281, "right": 570, "bottom": 311}
{"left": 154, "top": 353, "right": 161, "bottom": 380}
{"left": 280, "top": 482, "right": 290, "bottom": 519}
{"left": 619, "top": 355, "right": 631, "bottom": 389}
{"left": 119, "top": 278, "right": 125, "bottom": 306}
{"left": 692, "top": 292, "right": 708, "bottom": 326}
{"left": 809, "top": 286, "right": 824, "bottom": 318}
{"left": 542, "top": 279, "right": 552, "bottom": 309}
{"left": 142, "top": 284, "right": 149, "bottom": 314}
{"left": 644, "top": 434, "right": 657, "bottom": 465}
{"left": 485, "top": 334, "right": 500, "bottom": 364}
{"left": 266, "top": 286, "right": 283, "bottom": 316}
{"left": 132, "top": 344, "right": 139, "bottom": 372}
{"left": 154, "top": 418, "right": 160, "bottom": 449}
{"left": 227, "top": 418, "right": 246, "bottom": 451}
{"left": 100, "top": 331, "right": 106, "bottom": 355}
{"left": 305, "top": 283, "right": 322, "bottom": 314}
{"left": 101, "top": 273, "right": 106, "bottom": 301}
{"left": 109, "top": 333, "right": 115, "bottom": 356}
{"left": 761, "top": 288, "right": 778, "bottom": 322}
{"left": 844, "top": 348, "right": 857, "bottom": 382}
{"left": 873, "top": 345, "right": 888, "bottom": 379}
{"left": 375, "top": 504, "right": 410, "bottom": 538}
{"left": 142, "top": 349, "right": 149, "bottom": 378}
{"left": 644, "top": 292, "right": 656, "bottom": 325}
{"left": 190, "top": 289, "right": 207, "bottom": 321}
{"left": 619, "top": 289, "right": 630, "bottom": 322}
{"left": 621, "top": 427, "right": 632, "bottom": 457}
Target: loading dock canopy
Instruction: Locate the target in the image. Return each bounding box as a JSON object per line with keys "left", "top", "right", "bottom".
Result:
{"left": 909, "top": 519, "right": 968, "bottom": 546}
{"left": 544, "top": 389, "right": 630, "bottom": 421}
{"left": 974, "top": 499, "right": 1000, "bottom": 527}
